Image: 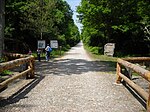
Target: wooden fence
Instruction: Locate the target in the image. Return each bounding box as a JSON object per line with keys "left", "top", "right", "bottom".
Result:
{"left": 0, "top": 54, "right": 35, "bottom": 91}
{"left": 116, "top": 57, "right": 150, "bottom": 111}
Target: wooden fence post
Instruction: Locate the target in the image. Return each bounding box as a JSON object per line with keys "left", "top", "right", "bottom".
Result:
{"left": 26, "top": 62, "right": 30, "bottom": 79}
{"left": 30, "top": 59, "right": 35, "bottom": 78}
{"left": 26, "top": 57, "right": 35, "bottom": 79}
{"left": 116, "top": 62, "right": 122, "bottom": 83}
{"left": 147, "top": 85, "right": 150, "bottom": 112}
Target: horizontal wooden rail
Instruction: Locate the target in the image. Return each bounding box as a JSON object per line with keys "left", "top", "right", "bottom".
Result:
{"left": 0, "top": 54, "right": 35, "bottom": 92}
{"left": 3, "top": 52, "right": 27, "bottom": 59}
{"left": 123, "top": 57, "right": 150, "bottom": 62}
{"left": 119, "top": 73, "right": 149, "bottom": 101}
{"left": 117, "top": 58, "right": 150, "bottom": 82}
{"left": 116, "top": 57, "right": 150, "bottom": 111}
{"left": 0, "top": 68, "right": 32, "bottom": 90}
{"left": 0, "top": 55, "right": 34, "bottom": 73}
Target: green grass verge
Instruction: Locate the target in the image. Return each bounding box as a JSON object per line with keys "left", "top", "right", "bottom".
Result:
{"left": 84, "top": 45, "right": 117, "bottom": 62}
{"left": 84, "top": 45, "right": 117, "bottom": 73}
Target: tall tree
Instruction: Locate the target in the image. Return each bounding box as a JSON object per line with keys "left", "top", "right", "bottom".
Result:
{"left": 77, "top": 0, "right": 150, "bottom": 56}
{"left": 4, "top": 0, "right": 80, "bottom": 53}
{"left": 0, "top": 0, "right": 5, "bottom": 58}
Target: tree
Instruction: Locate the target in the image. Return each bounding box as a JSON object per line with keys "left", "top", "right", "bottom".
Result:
{"left": 4, "top": 0, "right": 80, "bottom": 53}
{"left": 77, "top": 0, "right": 150, "bottom": 56}
{"left": 0, "top": 0, "right": 5, "bottom": 58}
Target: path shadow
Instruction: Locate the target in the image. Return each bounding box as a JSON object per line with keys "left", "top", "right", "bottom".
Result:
{"left": 0, "top": 74, "right": 45, "bottom": 107}
{"left": 35, "top": 58, "right": 116, "bottom": 76}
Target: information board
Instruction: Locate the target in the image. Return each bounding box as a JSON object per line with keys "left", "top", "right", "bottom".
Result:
{"left": 50, "top": 40, "right": 58, "bottom": 48}
{"left": 37, "top": 40, "right": 46, "bottom": 49}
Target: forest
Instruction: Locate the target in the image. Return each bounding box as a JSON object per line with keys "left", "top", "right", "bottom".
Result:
{"left": 77, "top": 0, "right": 150, "bottom": 56}
{"left": 4, "top": 0, "right": 80, "bottom": 53}
{"left": 2, "top": 0, "right": 150, "bottom": 57}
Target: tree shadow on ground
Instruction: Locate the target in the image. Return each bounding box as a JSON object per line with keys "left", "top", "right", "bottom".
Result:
{"left": 0, "top": 74, "right": 45, "bottom": 107}
{"left": 35, "top": 58, "right": 116, "bottom": 76}
{"left": 0, "top": 58, "right": 116, "bottom": 108}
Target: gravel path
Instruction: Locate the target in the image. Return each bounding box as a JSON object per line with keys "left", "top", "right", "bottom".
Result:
{"left": 0, "top": 42, "right": 145, "bottom": 112}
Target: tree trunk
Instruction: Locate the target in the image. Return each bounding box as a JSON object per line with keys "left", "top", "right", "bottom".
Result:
{"left": 0, "top": 0, "right": 5, "bottom": 58}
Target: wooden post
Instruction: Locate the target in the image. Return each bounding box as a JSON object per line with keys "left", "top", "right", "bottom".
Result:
{"left": 147, "top": 85, "right": 150, "bottom": 112}
{"left": 30, "top": 59, "right": 35, "bottom": 78}
{"left": 26, "top": 62, "right": 30, "bottom": 79}
{"left": 116, "top": 62, "right": 122, "bottom": 83}
{"left": 59, "top": 46, "right": 62, "bottom": 56}
{"left": 25, "top": 57, "right": 35, "bottom": 79}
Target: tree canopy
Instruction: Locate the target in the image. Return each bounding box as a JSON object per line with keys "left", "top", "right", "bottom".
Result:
{"left": 4, "top": 0, "right": 80, "bottom": 53}
{"left": 77, "top": 0, "right": 150, "bottom": 56}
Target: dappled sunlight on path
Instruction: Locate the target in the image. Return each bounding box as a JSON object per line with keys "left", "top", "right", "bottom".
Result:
{"left": 35, "top": 42, "right": 115, "bottom": 76}
{"left": 35, "top": 58, "right": 115, "bottom": 76}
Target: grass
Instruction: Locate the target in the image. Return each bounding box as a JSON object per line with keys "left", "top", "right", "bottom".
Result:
{"left": 0, "top": 70, "right": 13, "bottom": 83}
{"left": 1, "top": 70, "right": 13, "bottom": 76}
{"left": 84, "top": 45, "right": 117, "bottom": 62}
{"left": 84, "top": 45, "right": 118, "bottom": 73}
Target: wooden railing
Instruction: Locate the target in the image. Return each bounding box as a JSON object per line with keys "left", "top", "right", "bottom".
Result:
{"left": 3, "top": 52, "right": 28, "bottom": 60}
{"left": 116, "top": 57, "right": 150, "bottom": 111}
{"left": 0, "top": 54, "right": 35, "bottom": 90}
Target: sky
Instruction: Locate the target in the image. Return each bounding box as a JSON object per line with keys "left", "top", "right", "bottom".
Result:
{"left": 65, "top": 0, "right": 82, "bottom": 33}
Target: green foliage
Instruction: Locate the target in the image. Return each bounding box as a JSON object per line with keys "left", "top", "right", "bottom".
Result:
{"left": 77, "top": 0, "right": 150, "bottom": 56}
{"left": 5, "top": 0, "right": 80, "bottom": 53}
{"left": 85, "top": 45, "right": 103, "bottom": 55}
{"left": 89, "top": 47, "right": 100, "bottom": 55}
{"left": 61, "top": 44, "right": 70, "bottom": 51}
{"left": 0, "top": 58, "right": 5, "bottom": 63}
{"left": 1, "top": 70, "right": 13, "bottom": 76}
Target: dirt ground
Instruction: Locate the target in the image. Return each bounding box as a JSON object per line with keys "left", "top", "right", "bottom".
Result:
{"left": 0, "top": 42, "right": 146, "bottom": 112}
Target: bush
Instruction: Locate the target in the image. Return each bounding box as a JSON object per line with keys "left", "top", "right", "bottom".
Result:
{"left": 90, "top": 47, "right": 100, "bottom": 55}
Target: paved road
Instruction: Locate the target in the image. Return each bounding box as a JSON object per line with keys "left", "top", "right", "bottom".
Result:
{"left": 0, "top": 42, "right": 145, "bottom": 112}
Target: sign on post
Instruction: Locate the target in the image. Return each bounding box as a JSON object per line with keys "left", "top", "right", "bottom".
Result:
{"left": 37, "top": 40, "right": 46, "bottom": 49}
{"left": 104, "top": 43, "right": 115, "bottom": 57}
{"left": 50, "top": 40, "right": 58, "bottom": 48}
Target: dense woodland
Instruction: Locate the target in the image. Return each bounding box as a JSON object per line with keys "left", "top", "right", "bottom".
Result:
{"left": 3, "top": 0, "right": 150, "bottom": 56}
{"left": 77, "top": 0, "right": 150, "bottom": 56}
{"left": 4, "top": 0, "right": 80, "bottom": 53}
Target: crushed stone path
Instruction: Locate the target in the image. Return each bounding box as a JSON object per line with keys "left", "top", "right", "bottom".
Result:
{"left": 0, "top": 42, "right": 145, "bottom": 112}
